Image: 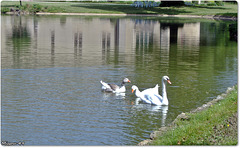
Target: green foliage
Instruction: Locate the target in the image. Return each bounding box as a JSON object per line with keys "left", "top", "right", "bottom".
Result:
{"left": 25, "top": 4, "right": 47, "bottom": 13}
{"left": 215, "top": 1, "right": 224, "bottom": 6}
{"left": 46, "top": 6, "right": 66, "bottom": 13}
{"left": 14, "top": 4, "right": 20, "bottom": 8}
{"left": 1, "top": 7, "right": 9, "bottom": 14}
{"left": 0, "top": 1, "right": 237, "bottom": 17}
{"left": 151, "top": 87, "right": 238, "bottom": 145}
{"left": 32, "top": 4, "right": 42, "bottom": 12}
{"left": 207, "top": 2, "right": 217, "bottom": 6}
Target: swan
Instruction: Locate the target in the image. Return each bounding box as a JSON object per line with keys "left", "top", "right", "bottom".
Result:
{"left": 131, "top": 76, "right": 171, "bottom": 105}
{"left": 100, "top": 78, "right": 131, "bottom": 93}
{"left": 142, "top": 84, "right": 159, "bottom": 95}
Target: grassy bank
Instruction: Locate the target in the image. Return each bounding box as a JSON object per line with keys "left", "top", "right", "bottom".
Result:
{"left": 1, "top": 1, "right": 237, "bottom": 17}
{"left": 147, "top": 86, "right": 238, "bottom": 145}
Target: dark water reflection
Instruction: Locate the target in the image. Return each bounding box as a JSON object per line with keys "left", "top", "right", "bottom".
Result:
{"left": 1, "top": 15, "right": 237, "bottom": 145}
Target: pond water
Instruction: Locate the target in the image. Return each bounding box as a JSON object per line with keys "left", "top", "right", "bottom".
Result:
{"left": 1, "top": 15, "right": 237, "bottom": 145}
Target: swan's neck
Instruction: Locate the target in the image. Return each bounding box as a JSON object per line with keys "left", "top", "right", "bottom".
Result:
{"left": 119, "top": 81, "right": 126, "bottom": 90}
{"left": 118, "top": 85, "right": 126, "bottom": 93}
{"left": 134, "top": 88, "right": 141, "bottom": 98}
{"left": 162, "top": 79, "right": 167, "bottom": 100}
{"left": 121, "top": 81, "right": 126, "bottom": 87}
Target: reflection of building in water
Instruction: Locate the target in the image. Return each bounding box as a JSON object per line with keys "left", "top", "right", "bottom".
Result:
{"left": 2, "top": 16, "right": 201, "bottom": 68}
{"left": 134, "top": 19, "right": 158, "bottom": 50}
{"left": 115, "top": 19, "right": 136, "bottom": 51}
{"left": 160, "top": 27, "right": 170, "bottom": 50}
{"left": 159, "top": 26, "right": 170, "bottom": 68}
{"left": 177, "top": 23, "right": 200, "bottom": 48}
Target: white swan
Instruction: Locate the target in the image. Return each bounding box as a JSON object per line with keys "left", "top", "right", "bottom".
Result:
{"left": 142, "top": 84, "right": 159, "bottom": 95}
{"left": 131, "top": 76, "right": 171, "bottom": 105}
{"left": 100, "top": 78, "right": 131, "bottom": 93}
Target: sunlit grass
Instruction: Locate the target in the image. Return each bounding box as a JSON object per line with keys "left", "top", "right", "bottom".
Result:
{"left": 1, "top": 1, "right": 237, "bottom": 17}
{"left": 150, "top": 86, "right": 238, "bottom": 145}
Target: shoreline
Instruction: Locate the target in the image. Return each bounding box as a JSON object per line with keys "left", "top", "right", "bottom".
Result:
{"left": 5, "top": 12, "right": 237, "bottom": 21}
{"left": 138, "top": 85, "right": 237, "bottom": 146}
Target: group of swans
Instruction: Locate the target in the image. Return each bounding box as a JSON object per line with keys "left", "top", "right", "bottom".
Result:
{"left": 100, "top": 76, "right": 171, "bottom": 106}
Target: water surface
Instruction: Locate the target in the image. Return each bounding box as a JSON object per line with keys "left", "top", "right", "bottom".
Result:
{"left": 1, "top": 15, "right": 237, "bottom": 145}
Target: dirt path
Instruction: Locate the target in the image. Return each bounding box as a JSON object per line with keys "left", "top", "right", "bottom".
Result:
{"left": 32, "top": 12, "right": 237, "bottom": 21}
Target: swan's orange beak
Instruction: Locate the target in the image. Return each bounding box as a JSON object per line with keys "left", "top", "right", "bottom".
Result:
{"left": 131, "top": 89, "right": 134, "bottom": 93}
{"left": 128, "top": 80, "right": 131, "bottom": 83}
{"left": 167, "top": 80, "right": 172, "bottom": 84}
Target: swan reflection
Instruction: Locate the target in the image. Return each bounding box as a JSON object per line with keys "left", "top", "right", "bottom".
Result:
{"left": 132, "top": 99, "right": 168, "bottom": 126}
{"left": 102, "top": 92, "right": 126, "bottom": 100}
{"left": 161, "top": 105, "right": 168, "bottom": 127}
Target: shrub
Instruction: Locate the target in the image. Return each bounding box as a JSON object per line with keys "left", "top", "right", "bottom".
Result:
{"left": 32, "top": 4, "right": 42, "bottom": 13}
{"left": 1, "top": 7, "right": 10, "bottom": 14}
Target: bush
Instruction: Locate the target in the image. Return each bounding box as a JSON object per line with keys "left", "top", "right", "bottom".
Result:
{"left": 215, "top": 1, "right": 224, "bottom": 6}
{"left": 207, "top": 2, "right": 217, "bottom": 6}
{"left": 1, "top": 7, "right": 9, "bottom": 14}
{"left": 32, "top": 4, "right": 42, "bottom": 13}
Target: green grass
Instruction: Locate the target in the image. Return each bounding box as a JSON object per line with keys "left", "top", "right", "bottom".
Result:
{"left": 150, "top": 86, "right": 238, "bottom": 145}
{"left": 1, "top": 1, "right": 237, "bottom": 17}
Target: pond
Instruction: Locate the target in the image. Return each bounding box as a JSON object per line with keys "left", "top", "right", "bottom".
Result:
{"left": 1, "top": 15, "right": 237, "bottom": 145}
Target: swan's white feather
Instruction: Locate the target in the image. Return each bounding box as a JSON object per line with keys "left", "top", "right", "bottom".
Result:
{"left": 100, "top": 80, "right": 111, "bottom": 90}
{"left": 132, "top": 76, "right": 170, "bottom": 106}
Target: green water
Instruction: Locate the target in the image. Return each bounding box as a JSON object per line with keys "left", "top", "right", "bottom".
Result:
{"left": 1, "top": 15, "right": 237, "bottom": 145}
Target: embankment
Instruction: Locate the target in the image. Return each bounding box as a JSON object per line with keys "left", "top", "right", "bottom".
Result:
{"left": 138, "top": 85, "right": 238, "bottom": 145}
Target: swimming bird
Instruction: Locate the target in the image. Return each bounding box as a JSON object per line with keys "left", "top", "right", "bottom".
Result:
{"left": 100, "top": 78, "right": 131, "bottom": 93}
{"left": 131, "top": 76, "right": 171, "bottom": 105}
{"left": 142, "top": 84, "right": 159, "bottom": 95}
